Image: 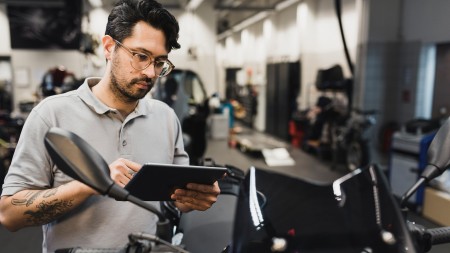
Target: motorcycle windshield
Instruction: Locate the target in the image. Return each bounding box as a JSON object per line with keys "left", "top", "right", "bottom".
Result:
{"left": 230, "top": 165, "right": 418, "bottom": 253}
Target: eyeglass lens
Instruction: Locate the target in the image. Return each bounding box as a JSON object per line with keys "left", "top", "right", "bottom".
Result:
{"left": 114, "top": 38, "right": 174, "bottom": 77}
{"left": 130, "top": 54, "right": 172, "bottom": 77}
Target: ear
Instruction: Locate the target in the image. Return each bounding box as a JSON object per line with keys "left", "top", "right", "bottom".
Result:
{"left": 102, "top": 35, "right": 116, "bottom": 61}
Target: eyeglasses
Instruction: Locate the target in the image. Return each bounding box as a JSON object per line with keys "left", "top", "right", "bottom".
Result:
{"left": 113, "top": 39, "right": 175, "bottom": 77}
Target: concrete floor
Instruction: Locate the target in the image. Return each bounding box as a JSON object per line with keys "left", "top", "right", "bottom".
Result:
{"left": 0, "top": 126, "right": 449, "bottom": 252}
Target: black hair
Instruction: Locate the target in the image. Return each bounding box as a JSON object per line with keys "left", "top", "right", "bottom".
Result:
{"left": 105, "top": 0, "right": 180, "bottom": 52}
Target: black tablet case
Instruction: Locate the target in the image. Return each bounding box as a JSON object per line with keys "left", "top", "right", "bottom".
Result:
{"left": 124, "top": 163, "right": 227, "bottom": 201}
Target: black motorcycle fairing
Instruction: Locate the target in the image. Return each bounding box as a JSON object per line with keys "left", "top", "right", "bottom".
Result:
{"left": 229, "top": 165, "right": 418, "bottom": 253}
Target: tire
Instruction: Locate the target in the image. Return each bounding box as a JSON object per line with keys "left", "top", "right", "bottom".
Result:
{"left": 346, "top": 139, "right": 370, "bottom": 171}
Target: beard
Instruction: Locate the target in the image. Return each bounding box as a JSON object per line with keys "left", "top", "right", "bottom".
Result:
{"left": 109, "top": 59, "right": 154, "bottom": 103}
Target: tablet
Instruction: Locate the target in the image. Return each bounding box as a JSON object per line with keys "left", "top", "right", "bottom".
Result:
{"left": 124, "top": 163, "right": 227, "bottom": 201}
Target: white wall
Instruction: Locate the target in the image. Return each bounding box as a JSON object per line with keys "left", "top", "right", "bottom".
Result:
{"left": 170, "top": 1, "right": 217, "bottom": 96}
{"left": 216, "top": 0, "right": 361, "bottom": 131}
{"left": 300, "top": 0, "right": 359, "bottom": 109}
{"left": 11, "top": 50, "right": 86, "bottom": 112}
{"left": 0, "top": 5, "right": 11, "bottom": 55}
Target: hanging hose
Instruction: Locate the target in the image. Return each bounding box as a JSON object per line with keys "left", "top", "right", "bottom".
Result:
{"left": 334, "top": 0, "right": 354, "bottom": 77}
{"left": 334, "top": 0, "right": 354, "bottom": 114}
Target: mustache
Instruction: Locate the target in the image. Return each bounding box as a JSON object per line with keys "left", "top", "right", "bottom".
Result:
{"left": 131, "top": 77, "right": 153, "bottom": 86}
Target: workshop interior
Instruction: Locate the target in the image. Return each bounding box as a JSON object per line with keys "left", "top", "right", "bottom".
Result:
{"left": 1, "top": 0, "right": 450, "bottom": 252}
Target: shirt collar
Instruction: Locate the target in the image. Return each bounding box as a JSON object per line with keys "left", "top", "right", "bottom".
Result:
{"left": 77, "top": 77, "right": 151, "bottom": 117}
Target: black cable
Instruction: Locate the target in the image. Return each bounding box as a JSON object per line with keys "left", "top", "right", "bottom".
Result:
{"left": 334, "top": 0, "right": 354, "bottom": 77}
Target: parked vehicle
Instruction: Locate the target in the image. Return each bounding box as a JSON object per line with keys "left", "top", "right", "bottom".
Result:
{"left": 152, "top": 69, "right": 210, "bottom": 165}
{"left": 299, "top": 98, "right": 376, "bottom": 172}
{"left": 331, "top": 108, "right": 376, "bottom": 171}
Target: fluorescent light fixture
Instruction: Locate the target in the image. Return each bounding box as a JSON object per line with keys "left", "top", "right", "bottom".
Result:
{"left": 187, "top": 0, "right": 204, "bottom": 11}
{"left": 88, "top": 0, "right": 102, "bottom": 8}
{"left": 218, "top": 0, "right": 301, "bottom": 40}
{"left": 218, "top": 30, "right": 234, "bottom": 41}
{"left": 232, "top": 11, "right": 269, "bottom": 33}
{"left": 276, "top": 0, "right": 301, "bottom": 11}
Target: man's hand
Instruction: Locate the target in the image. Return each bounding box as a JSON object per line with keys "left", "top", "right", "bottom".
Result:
{"left": 171, "top": 181, "right": 221, "bottom": 212}
{"left": 109, "top": 158, "right": 141, "bottom": 187}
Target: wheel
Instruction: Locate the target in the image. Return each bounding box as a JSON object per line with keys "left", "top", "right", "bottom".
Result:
{"left": 346, "top": 139, "right": 370, "bottom": 171}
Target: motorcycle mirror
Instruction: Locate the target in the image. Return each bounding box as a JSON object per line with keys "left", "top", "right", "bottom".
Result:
{"left": 401, "top": 118, "right": 450, "bottom": 207}
{"left": 44, "top": 127, "right": 179, "bottom": 243}
{"left": 422, "top": 118, "right": 450, "bottom": 179}
{"left": 44, "top": 127, "right": 116, "bottom": 196}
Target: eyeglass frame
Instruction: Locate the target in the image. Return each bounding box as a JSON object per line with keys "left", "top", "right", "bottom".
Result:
{"left": 113, "top": 38, "right": 175, "bottom": 77}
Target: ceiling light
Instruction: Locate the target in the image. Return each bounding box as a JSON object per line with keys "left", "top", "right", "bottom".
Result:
{"left": 186, "top": 0, "right": 204, "bottom": 11}
{"left": 217, "top": 0, "right": 302, "bottom": 41}
{"left": 88, "top": 0, "right": 103, "bottom": 8}
{"left": 276, "top": 0, "right": 301, "bottom": 11}
{"left": 232, "top": 11, "right": 269, "bottom": 33}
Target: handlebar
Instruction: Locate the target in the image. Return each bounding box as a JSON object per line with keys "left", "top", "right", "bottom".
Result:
{"left": 408, "top": 221, "right": 450, "bottom": 252}
{"left": 57, "top": 248, "right": 126, "bottom": 253}
{"left": 429, "top": 227, "right": 450, "bottom": 246}
{"left": 55, "top": 232, "right": 189, "bottom": 253}
{"left": 56, "top": 245, "right": 184, "bottom": 253}
{"left": 428, "top": 227, "right": 450, "bottom": 245}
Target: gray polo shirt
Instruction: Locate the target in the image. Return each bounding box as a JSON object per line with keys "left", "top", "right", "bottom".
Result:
{"left": 2, "top": 77, "right": 189, "bottom": 253}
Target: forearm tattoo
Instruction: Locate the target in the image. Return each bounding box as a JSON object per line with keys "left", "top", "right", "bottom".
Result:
{"left": 11, "top": 191, "right": 42, "bottom": 207}
{"left": 24, "top": 199, "right": 73, "bottom": 225}
{"left": 43, "top": 188, "right": 57, "bottom": 198}
{"left": 11, "top": 187, "right": 74, "bottom": 226}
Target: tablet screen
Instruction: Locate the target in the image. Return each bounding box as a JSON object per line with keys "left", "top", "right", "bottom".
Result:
{"left": 124, "top": 163, "right": 227, "bottom": 201}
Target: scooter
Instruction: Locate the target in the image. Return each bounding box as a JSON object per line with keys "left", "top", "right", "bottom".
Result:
{"left": 44, "top": 122, "right": 450, "bottom": 253}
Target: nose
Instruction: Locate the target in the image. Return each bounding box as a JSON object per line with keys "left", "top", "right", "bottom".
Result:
{"left": 141, "top": 62, "right": 157, "bottom": 78}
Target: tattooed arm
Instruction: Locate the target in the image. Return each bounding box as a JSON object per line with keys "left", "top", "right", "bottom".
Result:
{"left": 0, "top": 180, "right": 97, "bottom": 232}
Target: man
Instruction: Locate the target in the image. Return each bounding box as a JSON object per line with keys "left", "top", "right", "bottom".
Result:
{"left": 0, "top": 0, "right": 220, "bottom": 252}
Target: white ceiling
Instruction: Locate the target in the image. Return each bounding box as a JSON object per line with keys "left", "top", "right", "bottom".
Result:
{"left": 0, "top": 0, "right": 290, "bottom": 35}
{"left": 107, "top": 0, "right": 290, "bottom": 34}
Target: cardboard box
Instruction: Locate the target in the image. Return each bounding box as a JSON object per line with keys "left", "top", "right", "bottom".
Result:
{"left": 422, "top": 187, "right": 450, "bottom": 226}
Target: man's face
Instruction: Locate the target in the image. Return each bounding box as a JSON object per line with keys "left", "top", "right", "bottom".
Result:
{"left": 109, "top": 21, "right": 168, "bottom": 102}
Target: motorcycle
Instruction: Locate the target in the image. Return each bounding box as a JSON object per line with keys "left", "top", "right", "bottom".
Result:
{"left": 44, "top": 122, "right": 450, "bottom": 253}
{"left": 298, "top": 97, "right": 376, "bottom": 172}
{"left": 331, "top": 108, "right": 377, "bottom": 171}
